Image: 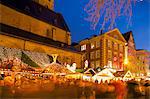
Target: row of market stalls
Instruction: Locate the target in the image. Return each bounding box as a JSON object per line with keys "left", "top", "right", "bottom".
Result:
{"left": 0, "top": 58, "right": 147, "bottom": 83}
{"left": 79, "top": 68, "right": 135, "bottom": 83}
{"left": 64, "top": 67, "right": 136, "bottom": 83}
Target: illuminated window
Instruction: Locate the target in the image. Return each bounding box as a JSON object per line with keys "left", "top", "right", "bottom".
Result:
{"left": 108, "top": 40, "right": 111, "bottom": 48}
{"left": 107, "top": 61, "right": 112, "bottom": 68}
{"left": 119, "top": 44, "right": 123, "bottom": 52}
{"left": 108, "top": 50, "right": 112, "bottom": 60}
{"left": 119, "top": 53, "right": 123, "bottom": 57}
{"left": 90, "top": 52, "right": 95, "bottom": 59}
{"left": 96, "top": 50, "right": 100, "bottom": 58}
{"left": 96, "top": 60, "right": 100, "bottom": 68}
{"left": 81, "top": 44, "right": 86, "bottom": 51}
{"left": 91, "top": 61, "right": 95, "bottom": 68}
{"left": 96, "top": 41, "right": 100, "bottom": 48}
{"left": 91, "top": 43, "right": 95, "bottom": 49}
{"left": 113, "top": 55, "right": 118, "bottom": 62}
{"left": 114, "top": 42, "right": 118, "bottom": 50}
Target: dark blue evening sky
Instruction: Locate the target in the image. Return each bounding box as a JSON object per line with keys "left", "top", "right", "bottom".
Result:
{"left": 55, "top": 0, "right": 150, "bottom": 51}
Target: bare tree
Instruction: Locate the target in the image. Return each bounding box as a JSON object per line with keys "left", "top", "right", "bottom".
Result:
{"left": 84, "top": 0, "right": 137, "bottom": 30}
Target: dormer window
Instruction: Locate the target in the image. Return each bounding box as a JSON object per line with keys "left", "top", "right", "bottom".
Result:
{"left": 81, "top": 44, "right": 86, "bottom": 51}
{"left": 61, "top": 43, "right": 64, "bottom": 47}
{"left": 38, "top": 7, "right": 42, "bottom": 13}
{"left": 91, "top": 43, "right": 95, "bottom": 49}
{"left": 25, "top": 6, "right": 30, "bottom": 13}
{"left": 54, "top": 19, "right": 57, "bottom": 25}
{"left": 114, "top": 35, "right": 118, "bottom": 39}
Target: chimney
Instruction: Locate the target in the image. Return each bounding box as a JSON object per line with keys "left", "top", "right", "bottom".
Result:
{"left": 100, "top": 29, "right": 103, "bottom": 35}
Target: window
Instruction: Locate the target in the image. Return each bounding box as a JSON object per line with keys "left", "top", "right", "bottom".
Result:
{"left": 96, "top": 41, "right": 100, "bottom": 48}
{"left": 119, "top": 53, "right": 123, "bottom": 57}
{"left": 54, "top": 19, "right": 57, "bottom": 25}
{"left": 90, "top": 51, "right": 95, "bottom": 59}
{"left": 108, "top": 40, "right": 111, "bottom": 48}
{"left": 66, "top": 33, "right": 70, "bottom": 44}
{"left": 52, "top": 28, "right": 56, "bottom": 35}
{"left": 96, "top": 50, "right": 100, "bottom": 58}
{"left": 96, "top": 61, "right": 100, "bottom": 68}
{"left": 90, "top": 61, "right": 95, "bottom": 68}
{"left": 114, "top": 42, "right": 118, "bottom": 50}
{"left": 113, "top": 53, "right": 118, "bottom": 62}
{"left": 91, "top": 42, "right": 95, "bottom": 49}
{"left": 25, "top": 6, "right": 30, "bottom": 13}
{"left": 114, "top": 35, "right": 118, "bottom": 39}
{"left": 108, "top": 50, "right": 112, "bottom": 60}
{"left": 81, "top": 44, "right": 86, "bottom": 51}
{"left": 107, "top": 61, "right": 112, "bottom": 68}
{"left": 119, "top": 44, "right": 123, "bottom": 52}
{"left": 46, "top": 29, "right": 53, "bottom": 39}
{"left": 38, "top": 7, "right": 42, "bottom": 13}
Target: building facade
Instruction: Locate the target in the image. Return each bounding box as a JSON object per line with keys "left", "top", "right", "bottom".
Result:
{"left": 1, "top": 0, "right": 71, "bottom": 45}
{"left": 136, "top": 50, "right": 150, "bottom": 74}
{"left": 0, "top": 0, "right": 82, "bottom": 68}
{"left": 123, "top": 31, "right": 138, "bottom": 73}
{"left": 77, "top": 29, "right": 127, "bottom": 71}
{"left": 123, "top": 31, "right": 149, "bottom": 74}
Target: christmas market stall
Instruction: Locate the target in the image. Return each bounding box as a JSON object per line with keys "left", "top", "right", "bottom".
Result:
{"left": 123, "top": 70, "right": 134, "bottom": 81}
{"left": 92, "top": 68, "right": 115, "bottom": 83}
{"left": 83, "top": 68, "right": 96, "bottom": 81}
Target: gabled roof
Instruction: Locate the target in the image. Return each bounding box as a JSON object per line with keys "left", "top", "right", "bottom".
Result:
{"left": 123, "top": 31, "right": 136, "bottom": 43}
{"left": 94, "top": 68, "right": 114, "bottom": 78}
{"left": 122, "top": 31, "right": 132, "bottom": 42}
{"left": 42, "top": 62, "right": 72, "bottom": 74}
{"left": 123, "top": 31, "right": 136, "bottom": 48}
{"left": 123, "top": 71, "right": 133, "bottom": 79}
{"left": 1, "top": 0, "right": 70, "bottom": 32}
{"left": 104, "top": 28, "right": 127, "bottom": 42}
{"left": 79, "top": 28, "right": 127, "bottom": 43}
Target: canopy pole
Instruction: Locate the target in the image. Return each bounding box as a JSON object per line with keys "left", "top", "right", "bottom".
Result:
{"left": 51, "top": 54, "right": 58, "bottom": 63}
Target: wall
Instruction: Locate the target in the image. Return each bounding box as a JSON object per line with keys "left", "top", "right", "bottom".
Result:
{"left": 136, "top": 50, "right": 150, "bottom": 73}
{"left": 78, "top": 29, "right": 126, "bottom": 70}
{"left": 0, "top": 35, "right": 25, "bottom": 49}
{"left": 0, "top": 4, "right": 71, "bottom": 45}
{"left": 0, "top": 34, "right": 82, "bottom": 68}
